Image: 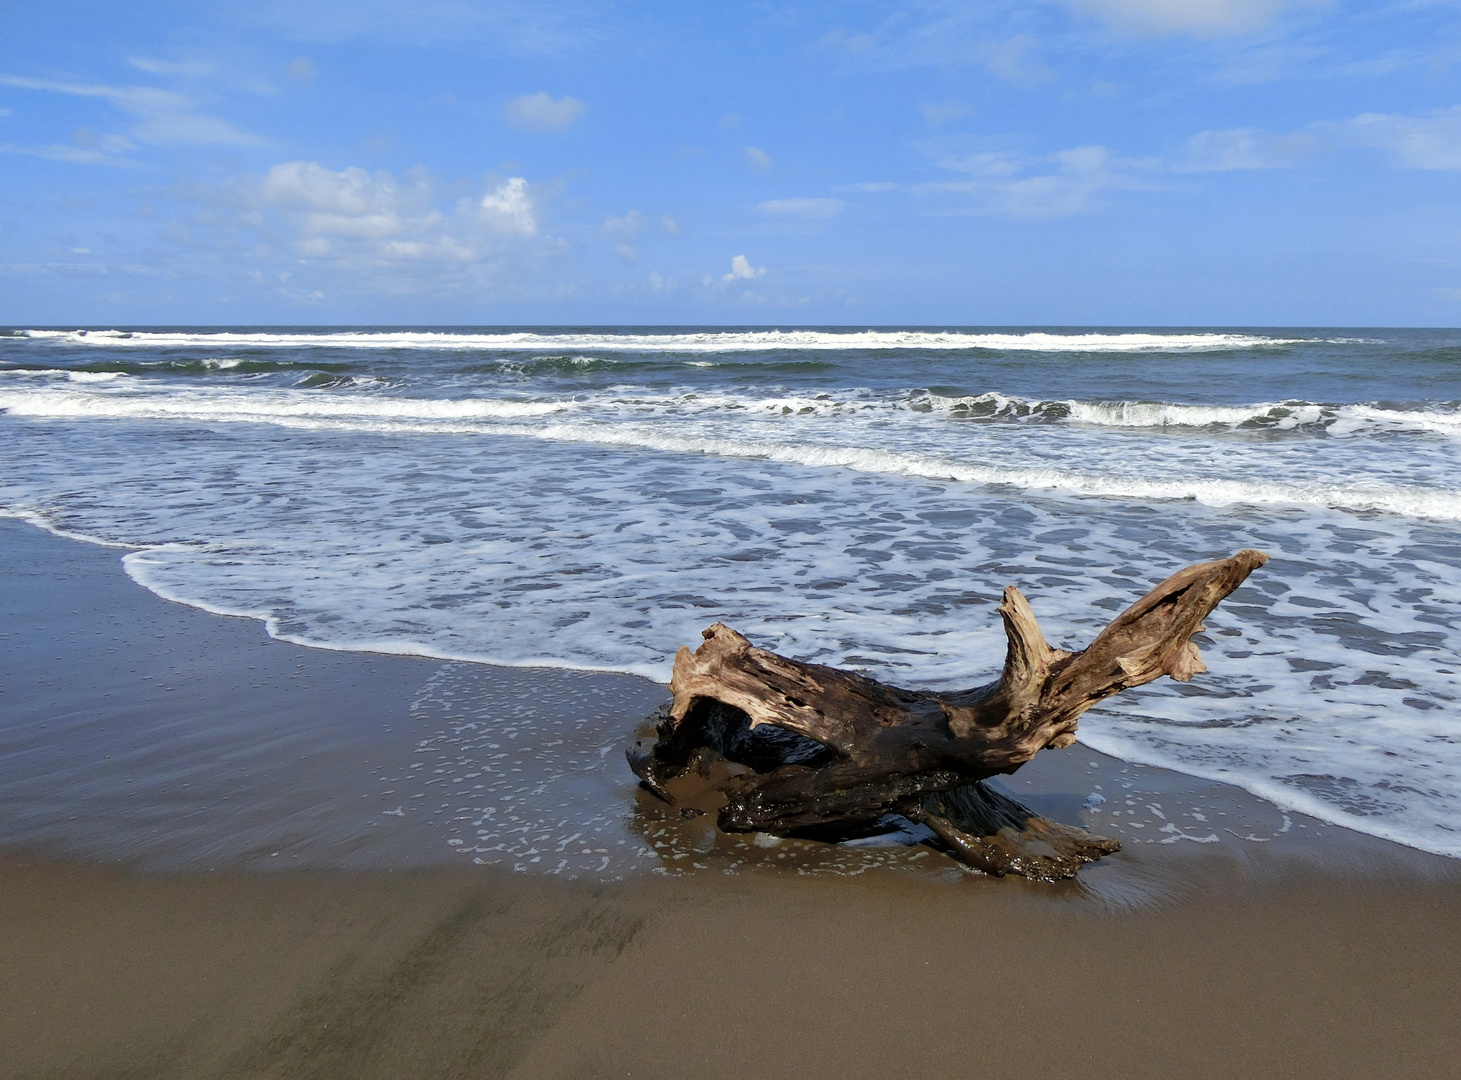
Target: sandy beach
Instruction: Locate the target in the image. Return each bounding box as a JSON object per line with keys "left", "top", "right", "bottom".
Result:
{"left": 3, "top": 518, "right": 1461, "bottom": 1078}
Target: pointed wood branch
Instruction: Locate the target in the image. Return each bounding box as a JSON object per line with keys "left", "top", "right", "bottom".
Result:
{"left": 630, "top": 549, "right": 1269, "bottom": 880}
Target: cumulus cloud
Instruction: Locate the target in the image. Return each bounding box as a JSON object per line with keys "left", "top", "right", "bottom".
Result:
{"left": 757, "top": 197, "right": 846, "bottom": 219}
{"left": 723, "top": 254, "right": 764, "bottom": 281}
{"left": 0, "top": 73, "right": 260, "bottom": 148}
{"left": 745, "top": 146, "right": 773, "bottom": 169}
{"left": 504, "top": 91, "right": 585, "bottom": 131}
{"left": 1062, "top": 0, "right": 1326, "bottom": 38}
{"left": 478, "top": 176, "right": 538, "bottom": 235}
{"left": 251, "top": 162, "right": 539, "bottom": 268}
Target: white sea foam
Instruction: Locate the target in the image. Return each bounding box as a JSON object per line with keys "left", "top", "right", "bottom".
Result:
{"left": 7, "top": 377, "right": 1459, "bottom": 438}
{"left": 3, "top": 381, "right": 1458, "bottom": 520}
{"left": 918, "top": 391, "right": 1461, "bottom": 436}
{"left": 4, "top": 427, "right": 1459, "bottom": 859}
{"left": 513, "top": 420, "right": 1461, "bottom": 521}
{"left": 18, "top": 328, "right": 1320, "bottom": 352}
{"left": 0, "top": 386, "right": 573, "bottom": 422}
{"left": 1065, "top": 399, "right": 1321, "bottom": 429}
{"left": 0, "top": 367, "right": 126, "bottom": 382}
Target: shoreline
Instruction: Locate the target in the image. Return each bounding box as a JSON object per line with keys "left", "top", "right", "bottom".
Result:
{"left": 1, "top": 513, "right": 1453, "bottom": 889}
{"left": 4, "top": 515, "right": 1461, "bottom": 1077}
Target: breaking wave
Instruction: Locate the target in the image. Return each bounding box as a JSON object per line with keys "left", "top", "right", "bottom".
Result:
{"left": 915, "top": 392, "right": 1461, "bottom": 435}
{"left": 19, "top": 328, "right": 1330, "bottom": 353}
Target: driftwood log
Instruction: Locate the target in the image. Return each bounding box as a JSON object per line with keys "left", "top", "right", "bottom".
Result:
{"left": 630, "top": 549, "right": 1268, "bottom": 881}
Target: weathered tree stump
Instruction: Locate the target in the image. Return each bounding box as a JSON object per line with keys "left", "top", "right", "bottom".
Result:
{"left": 629, "top": 549, "right": 1269, "bottom": 881}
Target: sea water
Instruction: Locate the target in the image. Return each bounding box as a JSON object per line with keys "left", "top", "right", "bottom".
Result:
{"left": 1, "top": 326, "right": 1457, "bottom": 859}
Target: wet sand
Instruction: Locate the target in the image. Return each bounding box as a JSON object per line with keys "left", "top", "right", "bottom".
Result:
{"left": 2, "top": 517, "right": 1460, "bottom": 1078}
{"left": 4, "top": 853, "right": 1461, "bottom": 1079}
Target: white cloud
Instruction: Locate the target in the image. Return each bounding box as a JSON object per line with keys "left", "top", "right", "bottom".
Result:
{"left": 852, "top": 141, "right": 1158, "bottom": 218}
{"left": 1176, "top": 107, "right": 1461, "bottom": 173}
{"left": 288, "top": 57, "right": 318, "bottom": 84}
{"left": 1345, "top": 107, "right": 1461, "bottom": 170}
{"left": 504, "top": 92, "right": 585, "bottom": 131}
{"left": 819, "top": 18, "right": 1049, "bottom": 84}
{"left": 260, "top": 162, "right": 431, "bottom": 239}
{"left": 249, "top": 162, "right": 540, "bottom": 270}
{"left": 1062, "top": 0, "right": 1327, "bottom": 38}
{"left": 745, "top": 146, "right": 773, "bottom": 169}
{"left": 0, "top": 73, "right": 260, "bottom": 148}
{"left": 1178, "top": 127, "right": 1315, "bottom": 171}
{"left": 723, "top": 254, "right": 765, "bottom": 282}
{"left": 757, "top": 197, "right": 846, "bottom": 219}
{"left": 478, "top": 176, "right": 538, "bottom": 235}
{"left": 602, "top": 209, "right": 642, "bottom": 237}
{"left": 660, "top": 215, "right": 681, "bottom": 235}
{"left": 601, "top": 210, "right": 642, "bottom": 262}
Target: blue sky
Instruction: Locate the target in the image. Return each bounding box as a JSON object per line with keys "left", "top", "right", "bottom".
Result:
{"left": 3, "top": 1, "right": 1461, "bottom": 325}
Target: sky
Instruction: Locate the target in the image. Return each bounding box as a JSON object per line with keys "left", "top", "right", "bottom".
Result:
{"left": 3, "top": 1, "right": 1461, "bottom": 325}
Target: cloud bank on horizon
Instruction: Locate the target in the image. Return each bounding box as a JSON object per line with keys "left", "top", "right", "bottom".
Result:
{"left": 2, "top": 0, "right": 1460, "bottom": 325}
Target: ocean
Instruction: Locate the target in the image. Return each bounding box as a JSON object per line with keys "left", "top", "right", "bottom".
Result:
{"left": 1, "top": 326, "right": 1458, "bottom": 861}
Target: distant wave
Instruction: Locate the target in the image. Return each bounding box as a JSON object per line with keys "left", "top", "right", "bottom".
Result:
{"left": 0, "top": 386, "right": 572, "bottom": 422}
{"left": 17, "top": 328, "right": 1327, "bottom": 353}
{"left": 1, "top": 357, "right": 359, "bottom": 377}
{"left": 0, "top": 367, "right": 128, "bottom": 383}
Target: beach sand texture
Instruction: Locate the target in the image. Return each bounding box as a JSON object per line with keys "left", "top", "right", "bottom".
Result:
{"left": 3, "top": 519, "right": 1461, "bottom": 1079}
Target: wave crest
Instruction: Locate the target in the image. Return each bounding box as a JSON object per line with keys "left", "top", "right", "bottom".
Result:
{"left": 18, "top": 328, "right": 1325, "bottom": 353}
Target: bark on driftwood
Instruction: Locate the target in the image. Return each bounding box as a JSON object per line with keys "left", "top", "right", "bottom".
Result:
{"left": 629, "top": 549, "right": 1268, "bottom": 881}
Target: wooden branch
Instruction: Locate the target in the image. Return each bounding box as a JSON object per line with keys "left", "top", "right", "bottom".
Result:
{"left": 630, "top": 549, "right": 1268, "bottom": 880}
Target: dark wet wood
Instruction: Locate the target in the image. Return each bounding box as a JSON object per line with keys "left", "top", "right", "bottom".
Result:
{"left": 629, "top": 550, "right": 1268, "bottom": 881}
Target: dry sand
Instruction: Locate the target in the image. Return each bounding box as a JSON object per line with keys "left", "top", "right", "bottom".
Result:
{"left": 2, "top": 517, "right": 1459, "bottom": 1079}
